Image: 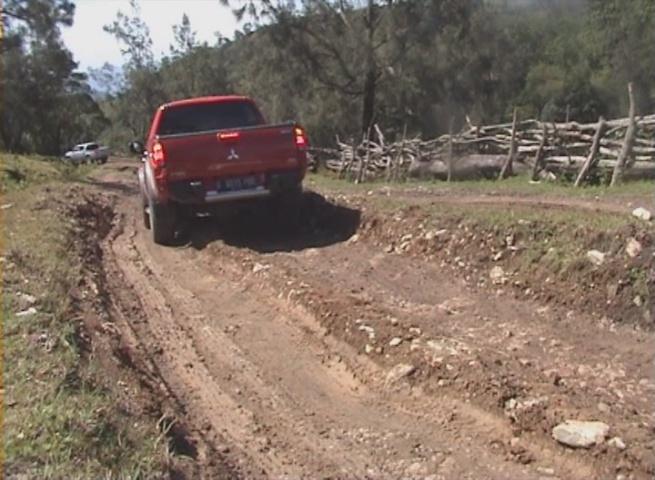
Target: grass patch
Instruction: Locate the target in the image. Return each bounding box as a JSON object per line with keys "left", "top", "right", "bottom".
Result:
{"left": 308, "top": 171, "right": 654, "bottom": 199}
{"left": 1, "top": 153, "right": 94, "bottom": 193}
{"left": 2, "top": 156, "right": 167, "bottom": 478}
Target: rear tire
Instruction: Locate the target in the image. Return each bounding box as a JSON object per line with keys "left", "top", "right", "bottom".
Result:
{"left": 142, "top": 192, "right": 151, "bottom": 230}
{"left": 149, "top": 199, "right": 176, "bottom": 245}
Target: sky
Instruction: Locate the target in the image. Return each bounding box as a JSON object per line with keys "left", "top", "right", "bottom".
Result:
{"left": 60, "top": 0, "right": 240, "bottom": 71}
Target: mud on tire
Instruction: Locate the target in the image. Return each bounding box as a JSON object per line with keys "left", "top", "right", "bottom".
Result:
{"left": 149, "top": 200, "right": 176, "bottom": 245}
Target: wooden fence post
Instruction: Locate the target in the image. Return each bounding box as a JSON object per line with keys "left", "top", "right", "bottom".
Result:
{"left": 574, "top": 116, "right": 606, "bottom": 187}
{"left": 499, "top": 107, "right": 518, "bottom": 180}
{"left": 356, "top": 127, "right": 371, "bottom": 184}
{"left": 530, "top": 123, "right": 548, "bottom": 181}
{"left": 447, "top": 118, "right": 455, "bottom": 182}
{"left": 611, "top": 83, "right": 636, "bottom": 186}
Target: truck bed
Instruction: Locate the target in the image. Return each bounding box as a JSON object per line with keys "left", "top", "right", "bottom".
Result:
{"left": 157, "top": 122, "right": 305, "bottom": 204}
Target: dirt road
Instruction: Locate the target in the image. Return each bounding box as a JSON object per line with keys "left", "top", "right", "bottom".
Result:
{"left": 85, "top": 160, "right": 653, "bottom": 479}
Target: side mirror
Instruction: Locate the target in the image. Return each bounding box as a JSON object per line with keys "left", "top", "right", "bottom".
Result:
{"left": 129, "top": 141, "right": 144, "bottom": 155}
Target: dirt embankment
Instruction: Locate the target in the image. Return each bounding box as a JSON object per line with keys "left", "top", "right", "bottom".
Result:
{"left": 55, "top": 186, "right": 241, "bottom": 478}
{"left": 55, "top": 160, "right": 655, "bottom": 479}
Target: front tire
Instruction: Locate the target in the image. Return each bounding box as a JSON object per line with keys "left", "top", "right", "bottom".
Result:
{"left": 149, "top": 199, "right": 176, "bottom": 245}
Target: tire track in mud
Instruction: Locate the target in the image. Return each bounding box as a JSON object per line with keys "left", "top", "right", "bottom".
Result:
{"left": 101, "top": 198, "right": 552, "bottom": 479}
{"left": 209, "top": 234, "right": 654, "bottom": 480}
{"left": 94, "top": 161, "right": 653, "bottom": 479}
{"left": 176, "top": 203, "right": 653, "bottom": 479}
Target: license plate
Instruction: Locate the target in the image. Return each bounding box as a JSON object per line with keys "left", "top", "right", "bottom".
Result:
{"left": 218, "top": 175, "right": 259, "bottom": 192}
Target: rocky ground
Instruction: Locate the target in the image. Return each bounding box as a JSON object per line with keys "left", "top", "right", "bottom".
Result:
{"left": 21, "top": 158, "right": 655, "bottom": 479}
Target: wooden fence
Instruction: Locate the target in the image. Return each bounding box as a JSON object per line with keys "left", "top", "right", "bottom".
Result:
{"left": 312, "top": 86, "right": 655, "bottom": 186}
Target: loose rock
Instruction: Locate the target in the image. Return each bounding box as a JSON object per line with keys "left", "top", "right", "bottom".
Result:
{"left": 17, "top": 292, "right": 37, "bottom": 305}
{"left": 252, "top": 263, "right": 270, "bottom": 274}
{"left": 489, "top": 266, "right": 507, "bottom": 284}
{"left": 385, "top": 363, "right": 416, "bottom": 386}
{"left": 607, "top": 437, "right": 626, "bottom": 450}
{"left": 424, "top": 229, "right": 447, "bottom": 241}
{"left": 586, "top": 250, "right": 605, "bottom": 266}
{"left": 389, "top": 337, "right": 403, "bottom": 347}
{"left": 625, "top": 238, "right": 642, "bottom": 258}
{"left": 552, "top": 420, "right": 609, "bottom": 448}
{"left": 16, "top": 307, "right": 38, "bottom": 317}
{"left": 632, "top": 207, "right": 652, "bottom": 221}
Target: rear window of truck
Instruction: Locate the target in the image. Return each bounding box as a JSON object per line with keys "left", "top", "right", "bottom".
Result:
{"left": 157, "top": 101, "right": 264, "bottom": 136}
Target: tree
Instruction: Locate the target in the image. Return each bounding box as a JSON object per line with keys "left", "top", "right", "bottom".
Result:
{"left": 220, "top": 1, "right": 434, "bottom": 135}
{"left": 586, "top": 0, "right": 655, "bottom": 115}
{"left": 170, "top": 13, "right": 198, "bottom": 57}
{"left": 1, "top": 0, "right": 107, "bottom": 154}
{"left": 103, "top": 0, "right": 165, "bottom": 140}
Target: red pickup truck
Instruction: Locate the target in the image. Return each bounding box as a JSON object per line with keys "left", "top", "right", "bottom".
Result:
{"left": 131, "top": 95, "right": 309, "bottom": 244}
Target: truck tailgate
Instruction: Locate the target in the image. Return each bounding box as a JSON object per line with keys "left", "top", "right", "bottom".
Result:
{"left": 159, "top": 124, "right": 301, "bottom": 182}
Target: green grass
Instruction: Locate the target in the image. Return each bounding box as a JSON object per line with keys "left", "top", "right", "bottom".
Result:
{"left": 307, "top": 171, "right": 655, "bottom": 199}
{"left": 1, "top": 153, "right": 94, "bottom": 193}
{"left": 2, "top": 155, "right": 167, "bottom": 479}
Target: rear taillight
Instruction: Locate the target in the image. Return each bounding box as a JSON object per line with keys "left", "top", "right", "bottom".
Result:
{"left": 151, "top": 142, "right": 165, "bottom": 169}
{"left": 150, "top": 142, "right": 168, "bottom": 199}
{"left": 294, "top": 127, "right": 307, "bottom": 149}
{"left": 218, "top": 131, "right": 240, "bottom": 142}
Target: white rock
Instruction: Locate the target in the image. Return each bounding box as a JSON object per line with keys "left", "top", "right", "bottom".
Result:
{"left": 385, "top": 363, "right": 416, "bottom": 385}
{"left": 632, "top": 207, "right": 652, "bottom": 221}
{"left": 424, "top": 229, "right": 448, "bottom": 241}
{"left": 607, "top": 436, "right": 626, "bottom": 450}
{"left": 252, "top": 263, "right": 270, "bottom": 273}
{"left": 17, "top": 292, "right": 37, "bottom": 305}
{"left": 426, "top": 339, "right": 458, "bottom": 356}
{"left": 586, "top": 250, "right": 606, "bottom": 266}
{"left": 358, "top": 325, "right": 375, "bottom": 334}
{"left": 625, "top": 238, "right": 642, "bottom": 258}
{"left": 552, "top": 420, "right": 609, "bottom": 448}
{"left": 389, "top": 337, "right": 403, "bottom": 347}
{"left": 489, "top": 266, "right": 507, "bottom": 284}
{"left": 16, "top": 307, "right": 38, "bottom": 317}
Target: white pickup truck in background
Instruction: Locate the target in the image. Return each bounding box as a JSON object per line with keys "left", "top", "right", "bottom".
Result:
{"left": 64, "top": 142, "right": 110, "bottom": 164}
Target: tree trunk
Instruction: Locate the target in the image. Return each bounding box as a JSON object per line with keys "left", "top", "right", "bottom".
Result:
{"left": 498, "top": 107, "right": 518, "bottom": 180}
{"left": 611, "top": 83, "right": 637, "bottom": 186}
{"left": 360, "top": 0, "right": 377, "bottom": 136}
{"left": 574, "top": 116, "right": 606, "bottom": 187}
{"left": 361, "top": 68, "right": 376, "bottom": 136}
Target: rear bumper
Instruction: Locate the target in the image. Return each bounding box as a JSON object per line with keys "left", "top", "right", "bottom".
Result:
{"left": 168, "top": 170, "right": 302, "bottom": 205}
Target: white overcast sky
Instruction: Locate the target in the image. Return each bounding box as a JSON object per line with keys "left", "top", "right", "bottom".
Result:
{"left": 61, "top": 0, "right": 239, "bottom": 70}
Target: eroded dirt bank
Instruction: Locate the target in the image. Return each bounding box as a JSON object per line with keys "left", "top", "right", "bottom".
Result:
{"left": 79, "top": 159, "right": 653, "bottom": 479}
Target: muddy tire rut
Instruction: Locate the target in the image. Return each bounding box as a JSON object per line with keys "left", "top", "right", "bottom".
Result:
{"left": 90, "top": 162, "right": 653, "bottom": 479}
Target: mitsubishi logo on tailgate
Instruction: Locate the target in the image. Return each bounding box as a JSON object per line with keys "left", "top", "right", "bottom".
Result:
{"left": 227, "top": 148, "right": 239, "bottom": 161}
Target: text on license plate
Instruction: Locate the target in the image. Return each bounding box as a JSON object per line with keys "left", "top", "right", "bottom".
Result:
{"left": 218, "top": 175, "right": 260, "bottom": 191}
